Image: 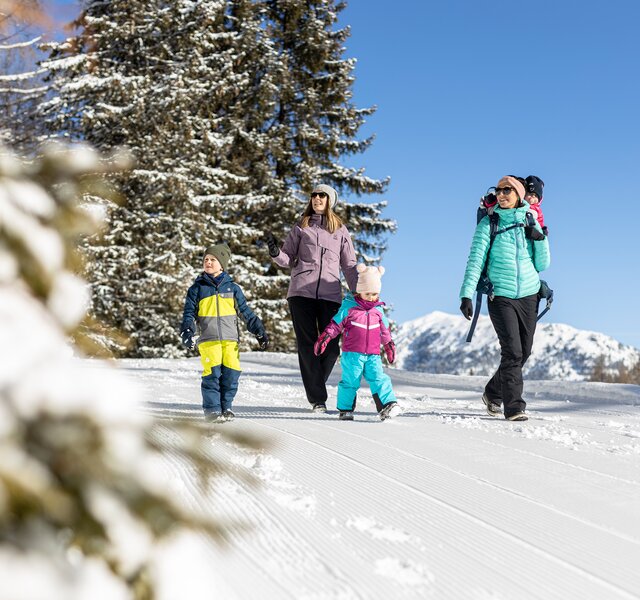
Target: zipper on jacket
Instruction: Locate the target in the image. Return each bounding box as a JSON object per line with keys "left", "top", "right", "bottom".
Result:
{"left": 216, "top": 288, "right": 223, "bottom": 340}
{"left": 315, "top": 248, "right": 325, "bottom": 299}
{"left": 515, "top": 226, "right": 521, "bottom": 297}
{"left": 365, "top": 311, "right": 370, "bottom": 351}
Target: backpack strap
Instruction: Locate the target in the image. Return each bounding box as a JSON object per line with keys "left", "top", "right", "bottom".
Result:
{"left": 525, "top": 211, "right": 537, "bottom": 228}
{"left": 466, "top": 213, "right": 499, "bottom": 343}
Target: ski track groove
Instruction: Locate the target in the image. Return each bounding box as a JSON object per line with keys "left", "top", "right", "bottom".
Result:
{"left": 150, "top": 426, "right": 294, "bottom": 600}
{"left": 242, "top": 416, "right": 640, "bottom": 600}
{"left": 127, "top": 357, "right": 640, "bottom": 600}
{"left": 312, "top": 420, "right": 640, "bottom": 546}
{"left": 152, "top": 423, "right": 381, "bottom": 600}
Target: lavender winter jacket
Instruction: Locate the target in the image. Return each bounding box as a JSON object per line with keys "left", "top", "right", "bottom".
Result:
{"left": 321, "top": 293, "right": 392, "bottom": 355}
{"left": 273, "top": 214, "right": 358, "bottom": 303}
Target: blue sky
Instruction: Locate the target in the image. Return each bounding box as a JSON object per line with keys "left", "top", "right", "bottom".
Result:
{"left": 47, "top": 0, "right": 640, "bottom": 348}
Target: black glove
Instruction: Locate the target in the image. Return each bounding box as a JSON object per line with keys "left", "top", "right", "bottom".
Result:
{"left": 256, "top": 332, "right": 269, "bottom": 351}
{"left": 181, "top": 329, "right": 196, "bottom": 350}
{"left": 525, "top": 226, "right": 545, "bottom": 241}
{"left": 460, "top": 298, "right": 473, "bottom": 320}
{"left": 265, "top": 233, "right": 279, "bottom": 258}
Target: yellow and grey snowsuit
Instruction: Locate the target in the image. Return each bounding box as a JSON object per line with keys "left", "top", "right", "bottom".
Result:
{"left": 181, "top": 272, "right": 265, "bottom": 415}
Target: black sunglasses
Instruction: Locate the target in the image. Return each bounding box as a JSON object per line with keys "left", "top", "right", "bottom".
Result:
{"left": 310, "top": 192, "right": 328, "bottom": 199}
{"left": 495, "top": 186, "right": 515, "bottom": 196}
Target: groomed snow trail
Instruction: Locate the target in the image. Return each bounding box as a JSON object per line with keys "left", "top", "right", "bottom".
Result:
{"left": 118, "top": 354, "right": 640, "bottom": 600}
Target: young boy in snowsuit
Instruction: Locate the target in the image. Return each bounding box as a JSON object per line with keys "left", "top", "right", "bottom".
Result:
{"left": 313, "top": 264, "right": 400, "bottom": 421}
{"left": 180, "top": 243, "right": 269, "bottom": 422}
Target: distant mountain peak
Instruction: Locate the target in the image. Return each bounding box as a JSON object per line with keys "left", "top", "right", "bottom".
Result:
{"left": 395, "top": 312, "right": 640, "bottom": 381}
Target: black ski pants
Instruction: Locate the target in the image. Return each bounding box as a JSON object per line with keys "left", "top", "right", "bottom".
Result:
{"left": 288, "top": 296, "right": 341, "bottom": 406}
{"left": 484, "top": 293, "right": 538, "bottom": 417}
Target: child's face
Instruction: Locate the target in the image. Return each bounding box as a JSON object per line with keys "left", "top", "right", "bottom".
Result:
{"left": 360, "top": 292, "right": 379, "bottom": 301}
{"left": 203, "top": 254, "right": 223, "bottom": 276}
{"left": 525, "top": 192, "right": 540, "bottom": 205}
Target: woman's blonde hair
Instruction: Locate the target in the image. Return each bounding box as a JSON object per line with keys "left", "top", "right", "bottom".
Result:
{"left": 300, "top": 198, "right": 343, "bottom": 233}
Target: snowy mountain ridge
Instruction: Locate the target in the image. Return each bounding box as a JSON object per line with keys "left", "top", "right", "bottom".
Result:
{"left": 395, "top": 311, "right": 640, "bottom": 381}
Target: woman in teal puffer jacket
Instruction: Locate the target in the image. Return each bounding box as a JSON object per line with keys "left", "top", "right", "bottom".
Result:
{"left": 459, "top": 176, "right": 550, "bottom": 421}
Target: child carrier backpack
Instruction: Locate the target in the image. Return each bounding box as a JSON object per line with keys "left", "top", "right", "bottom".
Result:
{"left": 465, "top": 193, "right": 554, "bottom": 342}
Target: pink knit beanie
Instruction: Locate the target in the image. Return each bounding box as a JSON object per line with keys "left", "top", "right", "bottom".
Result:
{"left": 356, "top": 264, "right": 385, "bottom": 294}
{"left": 497, "top": 176, "right": 526, "bottom": 201}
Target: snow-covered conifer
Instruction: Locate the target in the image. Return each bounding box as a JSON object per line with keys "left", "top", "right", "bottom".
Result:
{"left": 41, "top": 0, "right": 253, "bottom": 356}
{"left": 0, "top": 143, "right": 260, "bottom": 599}
{"left": 0, "top": 0, "right": 47, "bottom": 152}
{"left": 42, "top": 0, "right": 395, "bottom": 354}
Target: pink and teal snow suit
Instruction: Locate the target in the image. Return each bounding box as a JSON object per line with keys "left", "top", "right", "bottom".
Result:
{"left": 320, "top": 293, "right": 396, "bottom": 412}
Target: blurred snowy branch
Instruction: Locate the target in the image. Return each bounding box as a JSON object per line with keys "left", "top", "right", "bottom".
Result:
{"left": 0, "top": 144, "right": 262, "bottom": 600}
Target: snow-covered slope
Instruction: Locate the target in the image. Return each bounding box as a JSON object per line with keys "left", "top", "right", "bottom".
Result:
{"left": 108, "top": 353, "right": 640, "bottom": 600}
{"left": 395, "top": 311, "right": 640, "bottom": 381}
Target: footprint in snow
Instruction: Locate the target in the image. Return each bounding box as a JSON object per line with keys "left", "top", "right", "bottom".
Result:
{"left": 375, "top": 557, "right": 435, "bottom": 587}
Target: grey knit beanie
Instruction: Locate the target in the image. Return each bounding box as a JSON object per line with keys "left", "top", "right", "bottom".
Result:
{"left": 203, "top": 242, "right": 231, "bottom": 271}
{"left": 311, "top": 184, "right": 339, "bottom": 209}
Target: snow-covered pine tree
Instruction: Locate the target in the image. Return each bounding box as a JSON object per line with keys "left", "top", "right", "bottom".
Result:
{"left": 42, "top": 0, "right": 394, "bottom": 355}
{"left": 219, "top": 0, "right": 396, "bottom": 351}
{"left": 40, "top": 0, "right": 259, "bottom": 357}
{"left": 0, "top": 0, "right": 47, "bottom": 153}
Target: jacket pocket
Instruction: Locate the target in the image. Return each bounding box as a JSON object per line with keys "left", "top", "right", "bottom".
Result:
{"left": 293, "top": 269, "right": 314, "bottom": 278}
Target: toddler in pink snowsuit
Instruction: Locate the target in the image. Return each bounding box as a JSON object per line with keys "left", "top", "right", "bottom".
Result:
{"left": 314, "top": 264, "right": 400, "bottom": 421}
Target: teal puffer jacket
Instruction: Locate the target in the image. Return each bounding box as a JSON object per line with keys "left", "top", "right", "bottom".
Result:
{"left": 460, "top": 203, "right": 550, "bottom": 300}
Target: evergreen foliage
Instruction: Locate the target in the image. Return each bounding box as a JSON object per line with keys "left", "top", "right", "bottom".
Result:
{"left": 590, "top": 355, "right": 640, "bottom": 384}
{"left": 0, "top": 0, "right": 46, "bottom": 153}
{"left": 43, "top": 0, "right": 395, "bottom": 355}
{"left": 0, "top": 142, "right": 261, "bottom": 599}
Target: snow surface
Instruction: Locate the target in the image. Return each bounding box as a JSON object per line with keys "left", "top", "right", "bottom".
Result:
{"left": 103, "top": 352, "right": 640, "bottom": 600}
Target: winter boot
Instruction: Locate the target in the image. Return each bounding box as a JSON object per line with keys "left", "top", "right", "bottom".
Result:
{"left": 482, "top": 393, "right": 501, "bottom": 417}
{"left": 205, "top": 412, "right": 225, "bottom": 423}
{"left": 222, "top": 409, "right": 235, "bottom": 421}
{"left": 312, "top": 403, "right": 327, "bottom": 413}
{"left": 506, "top": 412, "right": 528, "bottom": 422}
{"left": 379, "top": 402, "right": 402, "bottom": 421}
{"left": 339, "top": 411, "right": 354, "bottom": 421}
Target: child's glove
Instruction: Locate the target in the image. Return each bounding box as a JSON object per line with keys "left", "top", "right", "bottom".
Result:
{"left": 314, "top": 333, "right": 331, "bottom": 356}
{"left": 460, "top": 298, "right": 473, "bottom": 320}
{"left": 256, "top": 332, "right": 269, "bottom": 351}
{"left": 481, "top": 192, "right": 497, "bottom": 208}
{"left": 181, "top": 329, "right": 196, "bottom": 350}
{"left": 384, "top": 341, "right": 396, "bottom": 364}
{"left": 265, "top": 233, "right": 280, "bottom": 258}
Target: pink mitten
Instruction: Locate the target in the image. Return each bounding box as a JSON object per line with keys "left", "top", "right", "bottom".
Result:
{"left": 384, "top": 341, "right": 396, "bottom": 364}
{"left": 314, "top": 333, "right": 331, "bottom": 356}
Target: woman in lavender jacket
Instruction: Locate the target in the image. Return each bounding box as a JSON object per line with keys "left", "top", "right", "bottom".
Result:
{"left": 266, "top": 184, "right": 358, "bottom": 412}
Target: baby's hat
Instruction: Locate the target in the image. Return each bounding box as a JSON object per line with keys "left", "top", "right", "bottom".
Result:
{"left": 356, "top": 263, "right": 385, "bottom": 294}
{"left": 525, "top": 175, "right": 545, "bottom": 201}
